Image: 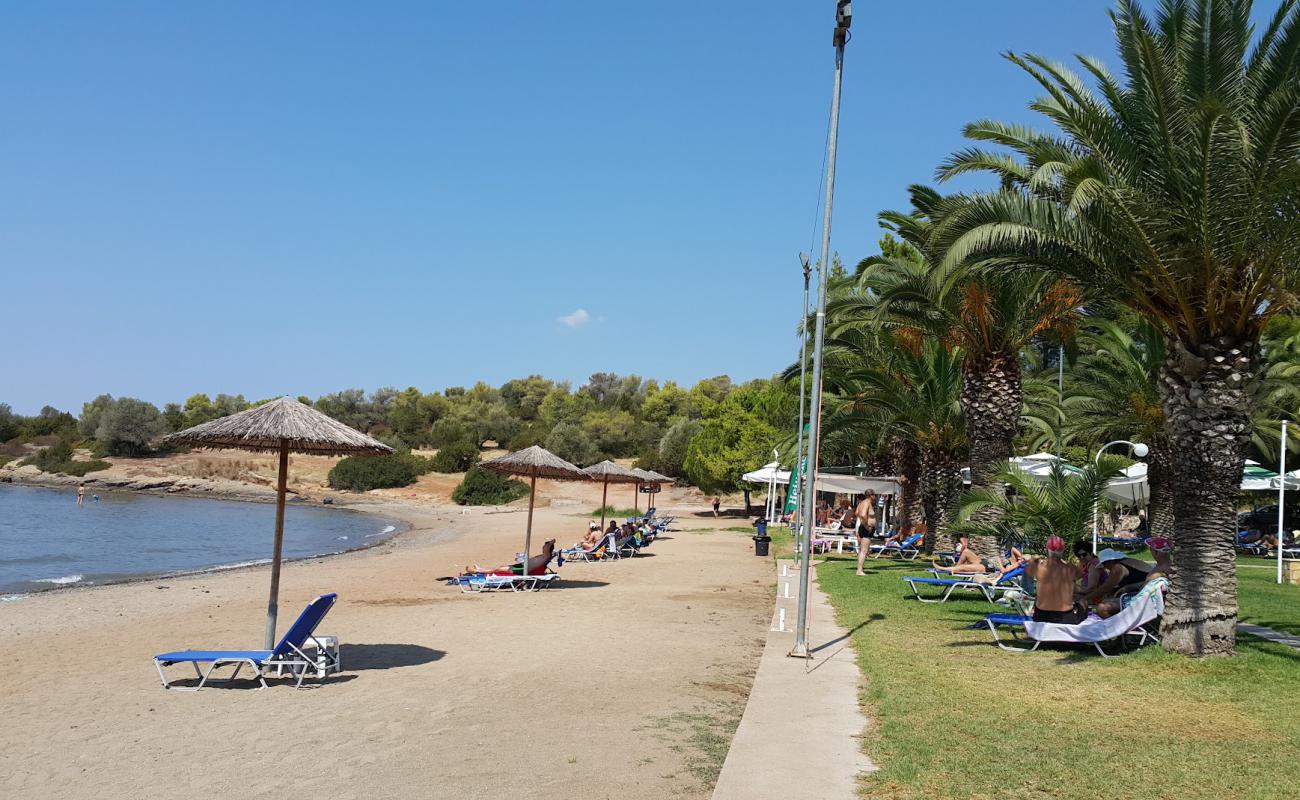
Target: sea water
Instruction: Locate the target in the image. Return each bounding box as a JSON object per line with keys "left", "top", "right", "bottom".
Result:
{"left": 0, "top": 484, "right": 400, "bottom": 595}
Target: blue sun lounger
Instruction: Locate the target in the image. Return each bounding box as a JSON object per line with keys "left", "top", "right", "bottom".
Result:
{"left": 983, "top": 582, "right": 1166, "bottom": 657}
{"left": 903, "top": 565, "right": 1026, "bottom": 603}
{"left": 869, "top": 532, "right": 924, "bottom": 560}
{"left": 154, "top": 593, "right": 338, "bottom": 691}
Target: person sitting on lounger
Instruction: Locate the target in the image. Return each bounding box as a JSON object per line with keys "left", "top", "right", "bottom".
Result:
{"left": 1086, "top": 548, "right": 1153, "bottom": 618}
{"left": 575, "top": 522, "right": 602, "bottom": 549}
{"left": 1144, "top": 537, "right": 1172, "bottom": 580}
{"left": 1094, "top": 538, "right": 1172, "bottom": 617}
{"left": 972, "top": 546, "right": 1026, "bottom": 584}
{"left": 1024, "top": 536, "right": 1088, "bottom": 623}
{"left": 934, "top": 537, "right": 986, "bottom": 574}
{"left": 463, "top": 539, "right": 557, "bottom": 577}
{"left": 1071, "top": 540, "right": 1101, "bottom": 595}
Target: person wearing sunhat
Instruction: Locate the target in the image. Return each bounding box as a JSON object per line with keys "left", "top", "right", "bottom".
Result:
{"left": 1145, "top": 537, "right": 1173, "bottom": 581}
{"left": 1024, "top": 536, "right": 1089, "bottom": 624}
{"left": 1094, "top": 537, "right": 1172, "bottom": 618}
{"left": 1086, "top": 547, "right": 1154, "bottom": 612}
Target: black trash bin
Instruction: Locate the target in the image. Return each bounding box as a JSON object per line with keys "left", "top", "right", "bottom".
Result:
{"left": 752, "top": 519, "right": 770, "bottom": 556}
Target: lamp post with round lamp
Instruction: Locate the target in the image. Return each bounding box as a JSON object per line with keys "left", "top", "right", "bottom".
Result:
{"left": 1092, "top": 440, "right": 1149, "bottom": 554}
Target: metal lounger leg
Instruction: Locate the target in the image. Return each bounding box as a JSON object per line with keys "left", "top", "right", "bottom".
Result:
{"left": 986, "top": 620, "right": 1040, "bottom": 653}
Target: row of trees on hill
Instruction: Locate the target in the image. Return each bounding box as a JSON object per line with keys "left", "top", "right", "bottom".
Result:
{"left": 1, "top": 372, "right": 802, "bottom": 490}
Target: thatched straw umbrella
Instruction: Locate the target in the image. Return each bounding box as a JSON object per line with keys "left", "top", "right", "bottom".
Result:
{"left": 479, "top": 445, "right": 588, "bottom": 575}
{"left": 581, "top": 460, "right": 641, "bottom": 529}
{"left": 163, "top": 396, "right": 392, "bottom": 647}
{"left": 628, "top": 467, "right": 660, "bottom": 513}
{"left": 645, "top": 470, "right": 674, "bottom": 512}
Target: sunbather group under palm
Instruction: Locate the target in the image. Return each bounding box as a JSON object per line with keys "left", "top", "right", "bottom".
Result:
{"left": 923, "top": 532, "right": 1172, "bottom": 624}
{"left": 1022, "top": 536, "right": 1172, "bottom": 622}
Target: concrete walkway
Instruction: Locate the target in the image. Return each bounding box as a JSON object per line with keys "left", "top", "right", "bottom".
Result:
{"left": 712, "top": 559, "right": 874, "bottom": 800}
{"left": 1238, "top": 623, "right": 1300, "bottom": 650}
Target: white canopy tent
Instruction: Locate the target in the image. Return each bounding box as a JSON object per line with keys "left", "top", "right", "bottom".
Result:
{"left": 742, "top": 462, "right": 790, "bottom": 485}
{"left": 743, "top": 462, "right": 903, "bottom": 525}
{"left": 742, "top": 464, "right": 901, "bottom": 496}
{"left": 1009, "top": 453, "right": 1300, "bottom": 505}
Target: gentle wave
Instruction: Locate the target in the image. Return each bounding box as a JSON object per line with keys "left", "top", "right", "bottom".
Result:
{"left": 1, "top": 594, "right": 29, "bottom": 602}
{"left": 34, "top": 574, "right": 84, "bottom": 585}
{"left": 205, "top": 559, "right": 272, "bottom": 572}
{"left": 367, "top": 524, "right": 398, "bottom": 538}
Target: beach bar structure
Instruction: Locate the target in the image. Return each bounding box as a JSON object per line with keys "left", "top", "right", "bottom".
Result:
{"left": 164, "top": 396, "right": 392, "bottom": 648}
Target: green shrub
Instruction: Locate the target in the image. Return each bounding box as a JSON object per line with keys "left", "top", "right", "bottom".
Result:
{"left": 429, "top": 441, "right": 479, "bottom": 473}
{"left": 328, "top": 454, "right": 420, "bottom": 491}
{"left": 24, "top": 440, "right": 110, "bottom": 476}
{"left": 589, "top": 505, "right": 641, "bottom": 518}
{"left": 452, "top": 467, "right": 529, "bottom": 505}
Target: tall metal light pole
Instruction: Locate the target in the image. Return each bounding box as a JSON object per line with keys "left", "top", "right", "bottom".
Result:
{"left": 792, "top": 0, "right": 850, "bottom": 659}
{"left": 792, "top": 253, "right": 813, "bottom": 564}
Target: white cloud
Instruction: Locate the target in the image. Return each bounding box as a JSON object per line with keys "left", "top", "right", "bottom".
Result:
{"left": 558, "top": 308, "right": 591, "bottom": 328}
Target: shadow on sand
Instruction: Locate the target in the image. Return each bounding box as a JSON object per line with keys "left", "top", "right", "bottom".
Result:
{"left": 341, "top": 643, "right": 446, "bottom": 670}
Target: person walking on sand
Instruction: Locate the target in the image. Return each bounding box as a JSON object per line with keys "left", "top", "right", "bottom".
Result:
{"left": 854, "top": 491, "right": 878, "bottom": 576}
{"left": 711, "top": 497, "right": 721, "bottom": 517}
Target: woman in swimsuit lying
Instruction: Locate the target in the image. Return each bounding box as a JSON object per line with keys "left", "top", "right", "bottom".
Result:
{"left": 463, "top": 539, "right": 557, "bottom": 577}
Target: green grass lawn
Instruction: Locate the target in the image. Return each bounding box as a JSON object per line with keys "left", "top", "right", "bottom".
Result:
{"left": 813, "top": 551, "right": 1300, "bottom": 800}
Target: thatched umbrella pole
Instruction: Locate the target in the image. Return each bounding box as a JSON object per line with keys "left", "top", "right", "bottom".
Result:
{"left": 265, "top": 441, "right": 290, "bottom": 648}
{"left": 599, "top": 477, "right": 610, "bottom": 529}
{"left": 523, "top": 472, "right": 538, "bottom": 573}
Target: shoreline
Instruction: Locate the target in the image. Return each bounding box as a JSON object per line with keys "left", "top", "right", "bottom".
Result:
{"left": 0, "top": 481, "right": 436, "bottom": 600}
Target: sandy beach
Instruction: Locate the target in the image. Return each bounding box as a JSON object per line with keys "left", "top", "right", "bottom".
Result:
{"left": 0, "top": 484, "right": 772, "bottom": 799}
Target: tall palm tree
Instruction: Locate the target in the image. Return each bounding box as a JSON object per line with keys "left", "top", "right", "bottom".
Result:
{"left": 1065, "top": 319, "right": 1173, "bottom": 540}
{"left": 929, "top": 0, "right": 1300, "bottom": 655}
{"left": 820, "top": 331, "right": 967, "bottom": 544}
{"left": 844, "top": 188, "right": 1080, "bottom": 555}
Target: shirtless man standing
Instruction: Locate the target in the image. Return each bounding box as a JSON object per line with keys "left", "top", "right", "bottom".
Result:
{"left": 854, "top": 492, "right": 878, "bottom": 576}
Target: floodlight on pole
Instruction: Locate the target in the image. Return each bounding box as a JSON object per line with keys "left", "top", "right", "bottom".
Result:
{"left": 1091, "top": 440, "right": 1147, "bottom": 554}
{"left": 792, "top": 0, "right": 851, "bottom": 660}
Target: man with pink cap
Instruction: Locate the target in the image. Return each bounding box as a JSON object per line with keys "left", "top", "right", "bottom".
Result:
{"left": 1023, "top": 535, "right": 1089, "bottom": 624}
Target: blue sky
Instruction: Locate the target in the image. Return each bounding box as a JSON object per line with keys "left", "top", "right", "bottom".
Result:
{"left": 3, "top": 2, "right": 1148, "bottom": 414}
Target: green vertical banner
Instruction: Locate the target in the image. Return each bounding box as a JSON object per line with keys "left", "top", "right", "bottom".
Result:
{"left": 784, "top": 457, "right": 804, "bottom": 514}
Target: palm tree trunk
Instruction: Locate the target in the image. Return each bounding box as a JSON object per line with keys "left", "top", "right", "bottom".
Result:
{"left": 1145, "top": 438, "right": 1174, "bottom": 541}
{"left": 961, "top": 350, "right": 1023, "bottom": 558}
{"left": 921, "top": 449, "right": 963, "bottom": 551}
{"left": 892, "top": 439, "right": 923, "bottom": 532}
{"left": 1158, "top": 335, "right": 1261, "bottom": 657}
